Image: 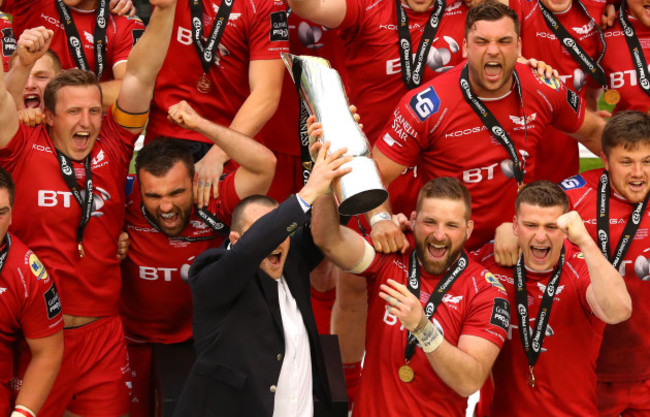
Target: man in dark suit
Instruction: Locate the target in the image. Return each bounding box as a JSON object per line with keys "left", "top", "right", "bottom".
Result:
{"left": 173, "top": 142, "right": 352, "bottom": 417}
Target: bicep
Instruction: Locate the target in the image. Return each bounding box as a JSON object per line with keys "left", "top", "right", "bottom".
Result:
{"left": 457, "top": 334, "right": 501, "bottom": 377}
{"left": 248, "top": 59, "right": 284, "bottom": 96}
{"left": 26, "top": 331, "right": 64, "bottom": 359}
{"left": 372, "top": 145, "right": 408, "bottom": 187}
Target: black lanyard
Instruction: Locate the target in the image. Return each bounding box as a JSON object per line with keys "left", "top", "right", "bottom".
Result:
{"left": 618, "top": 0, "right": 650, "bottom": 98}
{"left": 140, "top": 203, "right": 228, "bottom": 242}
{"left": 404, "top": 250, "right": 468, "bottom": 361}
{"left": 394, "top": 0, "right": 446, "bottom": 89}
{"left": 55, "top": 0, "right": 108, "bottom": 78}
{"left": 459, "top": 64, "right": 526, "bottom": 185}
{"left": 596, "top": 171, "right": 649, "bottom": 269}
{"left": 0, "top": 234, "right": 11, "bottom": 275}
{"left": 56, "top": 152, "right": 93, "bottom": 257}
{"left": 514, "top": 247, "right": 564, "bottom": 369}
{"left": 190, "top": 0, "right": 234, "bottom": 75}
{"left": 537, "top": 0, "right": 607, "bottom": 88}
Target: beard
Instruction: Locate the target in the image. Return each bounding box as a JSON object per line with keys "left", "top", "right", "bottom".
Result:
{"left": 415, "top": 234, "right": 466, "bottom": 275}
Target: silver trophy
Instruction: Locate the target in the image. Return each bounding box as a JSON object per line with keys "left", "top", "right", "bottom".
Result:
{"left": 282, "top": 53, "right": 388, "bottom": 216}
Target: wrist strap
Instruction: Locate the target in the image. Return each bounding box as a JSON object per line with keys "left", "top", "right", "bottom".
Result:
{"left": 369, "top": 211, "right": 391, "bottom": 227}
{"left": 412, "top": 320, "right": 443, "bottom": 353}
{"left": 12, "top": 405, "right": 36, "bottom": 417}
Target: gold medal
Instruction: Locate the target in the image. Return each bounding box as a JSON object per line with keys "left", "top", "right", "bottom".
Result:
{"left": 196, "top": 74, "right": 212, "bottom": 94}
{"left": 603, "top": 89, "right": 620, "bottom": 105}
{"left": 398, "top": 364, "right": 415, "bottom": 383}
{"left": 78, "top": 242, "right": 85, "bottom": 258}
{"left": 517, "top": 182, "right": 526, "bottom": 193}
{"left": 527, "top": 366, "right": 536, "bottom": 388}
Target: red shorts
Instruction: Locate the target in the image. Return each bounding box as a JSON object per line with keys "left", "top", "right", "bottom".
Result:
{"left": 266, "top": 152, "right": 303, "bottom": 203}
{"left": 126, "top": 341, "right": 153, "bottom": 417}
{"left": 598, "top": 379, "right": 650, "bottom": 417}
{"left": 39, "top": 315, "right": 131, "bottom": 417}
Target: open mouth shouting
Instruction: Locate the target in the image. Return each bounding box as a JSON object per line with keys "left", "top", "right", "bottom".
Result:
{"left": 484, "top": 61, "right": 503, "bottom": 83}
{"left": 267, "top": 249, "right": 283, "bottom": 266}
{"left": 530, "top": 245, "right": 551, "bottom": 263}
{"left": 24, "top": 93, "right": 42, "bottom": 109}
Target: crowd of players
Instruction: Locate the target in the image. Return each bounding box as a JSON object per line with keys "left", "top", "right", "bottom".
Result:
{"left": 1, "top": 0, "right": 650, "bottom": 416}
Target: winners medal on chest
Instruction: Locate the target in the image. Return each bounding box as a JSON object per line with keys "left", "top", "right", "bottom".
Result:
{"left": 190, "top": 0, "right": 235, "bottom": 94}
{"left": 399, "top": 251, "right": 468, "bottom": 383}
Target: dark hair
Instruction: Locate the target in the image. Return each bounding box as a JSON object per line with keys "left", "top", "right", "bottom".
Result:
{"left": 602, "top": 111, "right": 650, "bottom": 155}
{"left": 10, "top": 49, "right": 62, "bottom": 74}
{"left": 465, "top": 0, "right": 520, "bottom": 38}
{"left": 417, "top": 177, "right": 472, "bottom": 221}
{"left": 135, "top": 138, "right": 195, "bottom": 181}
{"left": 0, "top": 167, "right": 15, "bottom": 207}
{"left": 516, "top": 180, "right": 569, "bottom": 214}
{"left": 44, "top": 69, "right": 102, "bottom": 114}
{"left": 231, "top": 195, "right": 279, "bottom": 233}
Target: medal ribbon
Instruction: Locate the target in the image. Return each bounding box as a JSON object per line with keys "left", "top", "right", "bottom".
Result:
{"left": 403, "top": 250, "right": 468, "bottom": 361}
{"left": 459, "top": 64, "right": 526, "bottom": 184}
{"left": 618, "top": 0, "right": 650, "bottom": 98}
{"left": 55, "top": 0, "right": 108, "bottom": 78}
{"left": 596, "top": 171, "right": 649, "bottom": 269}
{"left": 56, "top": 151, "right": 93, "bottom": 255}
{"left": 190, "top": 0, "right": 235, "bottom": 75}
{"left": 394, "top": 0, "right": 446, "bottom": 89}
{"left": 537, "top": 0, "right": 607, "bottom": 88}
{"left": 514, "top": 247, "right": 564, "bottom": 368}
{"left": 140, "top": 202, "right": 228, "bottom": 242}
{"left": 0, "top": 234, "right": 12, "bottom": 275}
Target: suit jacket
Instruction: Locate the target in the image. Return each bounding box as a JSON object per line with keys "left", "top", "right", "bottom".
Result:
{"left": 173, "top": 196, "right": 332, "bottom": 417}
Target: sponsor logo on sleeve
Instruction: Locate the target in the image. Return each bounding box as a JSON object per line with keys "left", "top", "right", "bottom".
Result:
{"left": 44, "top": 285, "right": 62, "bottom": 319}
{"left": 559, "top": 175, "right": 586, "bottom": 190}
{"left": 1, "top": 28, "right": 16, "bottom": 57}
{"left": 566, "top": 89, "right": 580, "bottom": 113}
{"left": 535, "top": 71, "right": 561, "bottom": 91}
{"left": 270, "top": 11, "right": 289, "bottom": 42}
{"left": 409, "top": 86, "right": 440, "bottom": 122}
{"left": 132, "top": 29, "right": 144, "bottom": 46}
{"left": 485, "top": 271, "right": 506, "bottom": 292}
{"left": 490, "top": 297, "right": 510, "bottom": 331}
{"left": 29, "top": 253, "right": 48, "bottom": 281}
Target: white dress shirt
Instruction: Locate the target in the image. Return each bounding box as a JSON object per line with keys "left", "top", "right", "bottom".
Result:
{"left": 272, "top": 275, "right": 313, "bottom": 417}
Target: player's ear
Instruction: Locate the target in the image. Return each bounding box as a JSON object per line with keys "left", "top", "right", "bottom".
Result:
{"left": 512, "top": 216, "right": 519, "bottom": 237}
{"left": 229, "top": 230, "right": 240, "bottom": 246}
{"left": 462, "top": 38, "right": 468, "bottom": 58}
{"left": 465, "top": 219, "right": 474, "bottom": 241}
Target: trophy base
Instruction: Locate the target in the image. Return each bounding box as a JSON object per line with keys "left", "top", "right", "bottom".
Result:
{"left": 332, "top": 157, "right": 389, "bottom": 216}
{"left": 337, "top": 189, "right": 389, "bottom": 217}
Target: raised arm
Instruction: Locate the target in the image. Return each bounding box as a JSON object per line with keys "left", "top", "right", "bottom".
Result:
{"left": 0, "top": 27, "right": 52, "bottom": 148}
{"left": 115, "top": 0, "right": 176, "bottom": 134}
{"left": 287, "top": 0, "right": 348, "bottom": 29}
{"left": 189, "top": 143, "right": 352, "bottom": 305}
{"left": 312, "top": 193, "right": 376, "bottom": 272}
{"left": 167, "top": 100, "right": 277, "bottom": 198}
{"left": 567, "top": 109, "right": 606, "bottom": 156}
{"left": 557, "top": 211, "right": 632, "bottom": 324}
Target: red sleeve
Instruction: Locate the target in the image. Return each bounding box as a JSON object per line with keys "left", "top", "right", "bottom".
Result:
{"left": 20, "top": 252, "right": 63, "bottom": 339}
{"left": 210, "top": 169, "right": 241, "bottom": 226}
{"left": 522, "top": 65, "right": 586, "bottom": 134}
{"left": 248, "top": 0, "right": 289, "bottom": 60}
{"left": 461, "top": 272, "right": 509, "bottom": 348}
{"left": 98, "top": 107, "right": 140, "bottom": 166}
{"left": 338, "top": 0, "right": 363, "bottom": 32}
{"left": 0, "top": 124, "right": 32, "bottom": 172}
{"left": 109, "top": 15, "right": 146, "bottom": 69}
{"left": 567, "top": 249, "right": 593, "bottom": 315}
{"left": 375, "top": 84, "right": 440, "bottom": 167}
